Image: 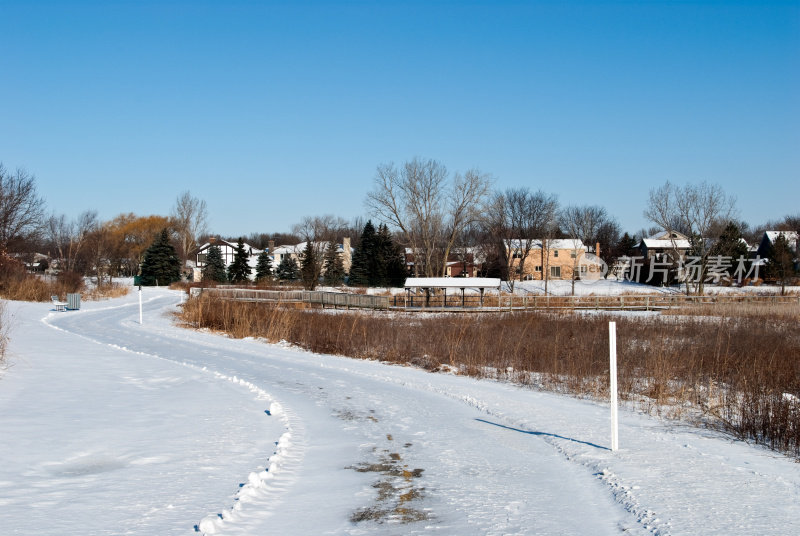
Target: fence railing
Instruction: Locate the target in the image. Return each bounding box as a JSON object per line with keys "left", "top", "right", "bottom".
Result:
{"left": 393, "top": 292, "right": 800, "bottom": 311}
{"left": 189, "top": 287, "right": 391, "bottom": 310}
{"left": 190, "top": 286, "right": 799, "bottom": 312}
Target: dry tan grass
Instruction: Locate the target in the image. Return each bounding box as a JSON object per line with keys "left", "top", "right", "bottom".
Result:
{"left": 179, "top": 296, "right": 800, "bottom": 457}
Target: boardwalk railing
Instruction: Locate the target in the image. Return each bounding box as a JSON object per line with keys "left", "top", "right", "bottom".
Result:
{"left": 394, "top": 292, "right": 800, "bottom": 311}
{"left": 189, "top": 287, "right": 390, "bottom": 310}
{"left": 190, "top": 286, "right": 799, "bottom": 312}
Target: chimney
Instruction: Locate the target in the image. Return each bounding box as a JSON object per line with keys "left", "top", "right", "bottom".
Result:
{"left": 596, "top": 242, "right": 600, "bottom": 258}
{"left": 268, "top": 240, "right": 275, "bottom": 252}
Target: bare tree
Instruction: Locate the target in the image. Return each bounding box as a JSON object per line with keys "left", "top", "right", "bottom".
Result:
{"left": 171, "top": 191, "right": 209, "bottom": 264}
{"left": 367, "top": 157, "right": 492, "bottom": 277}
{"left": 0, "top": 164, "right": 46, "bottom": 253}
{"left": 644, "top": 181, "right": 736, "bottom": 295}
{"left": 487, "top": 188, "right": 558, "bottom": 291}
{"left": 292, "top": 214, "right": 349, "bottom": 287}
{"left": 46, "top": 210, "right": 99, "bottom": 273}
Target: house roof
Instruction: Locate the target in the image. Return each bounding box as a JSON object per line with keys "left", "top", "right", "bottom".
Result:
{"left": 640, "top": 239, "right": 691, "bottom": 249}
{"left": 507, "top": 239, "right": 586, "bottom": 250}
{"left": 647, "top": 230, "right": 690, "bottom": 241}
{"left": 404, "top": 277, "right": 501, "bottom": 289}
{"left": 764, "top": 231, "right": 799, "bottom": 245}
{"left": 271, "top": 242, "right": 350, "bottom": 255}
{"left": 197, "top": 239, "right": 261, "bottom": 254}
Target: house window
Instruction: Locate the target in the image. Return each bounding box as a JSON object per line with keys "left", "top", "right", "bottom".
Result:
{"left": 513, "top": 251, "right": 522, "bottom": 259}
{"left": 570, "top": 251, "right": 576, "bottom": 259}
{"left": 534, "top": 265, "right": 542, "bottom": 272}
{"left": 554, "top": 250, "right": 559, "bottom": 258}
{"left": 550, "top": 266, "right": 561, "bottom": 278}
{"left": 197, "top": 254, "right": 208, "bottom": 264}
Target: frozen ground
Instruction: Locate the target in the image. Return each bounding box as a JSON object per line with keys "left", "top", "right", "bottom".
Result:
{"left": 1, "top": 287, "right": 799, "bottom": 535}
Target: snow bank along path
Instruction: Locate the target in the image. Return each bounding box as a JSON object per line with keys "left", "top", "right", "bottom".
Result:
{"left": 1, "top": 287, "right": 799, "bottom": 535}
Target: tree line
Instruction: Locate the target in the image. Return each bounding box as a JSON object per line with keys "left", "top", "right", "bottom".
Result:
{"left": 1, "top": 159, "right": 797, "bottom": 294}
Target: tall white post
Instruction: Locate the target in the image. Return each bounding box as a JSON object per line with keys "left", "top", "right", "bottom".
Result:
{"left": 609, "top": 321, "right": 619, "bottom": 451}
{"left": 139, "top": 285, "right": 143, "bottom": 325}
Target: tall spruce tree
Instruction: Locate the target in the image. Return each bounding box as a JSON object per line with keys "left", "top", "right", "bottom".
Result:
{"left": 299, "top": 241, "right": 318, "bottom": 290}
{"left": 139, "top": 229, "right": 181, "bottom": 286}
{"left": 276, "top": 255, "right": 300, "bottom": 282}
{"left": 377, "top": 224, "right": 407, "bottom": 287}
{"left": 710, "top": 222, "right": 749, "bottom": 277}
{"left": 767, "top": 233, "right": 796, "bottom": 295}
{"left": 202, "top": 244, "right": 227, "bottom": 283}
{"left": 255, "top": 250, "right": 273, "bottom": 283}
{"left": 348, "top": 220, "right": 376, "bottom": 286}
{"left": 322, "top": 241, "right": 345, "bottom": 286}
{"left": 227, "top": 238, "right": 252, "bottom": 283}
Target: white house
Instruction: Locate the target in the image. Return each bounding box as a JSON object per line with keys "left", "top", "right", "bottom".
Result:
{"left": 271, "top": 238, "right": 352, "bottom": 273}
{"left": 194, "top": 238, "right": 262, "bottom": 282}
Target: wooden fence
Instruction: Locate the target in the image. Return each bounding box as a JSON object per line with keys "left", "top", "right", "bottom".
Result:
{"left": 189, "top": 286, "right": 799, "bottom": 312}
{"left": 189, "top": 287, "right": 391, "bottom": 310}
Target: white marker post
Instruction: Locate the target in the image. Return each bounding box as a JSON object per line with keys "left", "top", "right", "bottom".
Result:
{"left": 609, "top": 321, "right": 619, "bottom": 451}
{"left": 139, "top": 285, "right": 143, "bottom": 325}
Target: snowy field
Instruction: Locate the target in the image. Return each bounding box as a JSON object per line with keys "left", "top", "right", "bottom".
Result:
{"left": 1, "top": 287, "right": 799, "bottom": 535}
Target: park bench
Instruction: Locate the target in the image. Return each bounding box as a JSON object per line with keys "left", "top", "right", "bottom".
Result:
{"left": 51, "top": 295, "right": 68, "bottom": 312}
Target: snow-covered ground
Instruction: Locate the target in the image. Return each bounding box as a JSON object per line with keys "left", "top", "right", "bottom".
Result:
{"left": 2, "top": 288, "right": 799, "bottom": 535}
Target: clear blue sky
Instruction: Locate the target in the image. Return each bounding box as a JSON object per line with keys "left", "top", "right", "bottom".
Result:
{"left": 2, "top": 0, "right": 798, "bottom": 238}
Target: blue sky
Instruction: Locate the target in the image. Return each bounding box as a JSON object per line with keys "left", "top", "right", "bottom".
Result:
{"left": 1, "top": 0, "right": 798, "bottom": 238}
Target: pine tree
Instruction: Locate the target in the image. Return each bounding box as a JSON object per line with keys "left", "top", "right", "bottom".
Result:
{"left": 202, "top": 244, "right": 227, "bottom": 283}
{"left": 227, "top": 238, "right": 252, "bottom": 283}
{"left": 322, "top": 241, "right": 345, "bottom": 287}
{"left": 380, "top": 226, "right": 407, "bottom": 287}
{"left": 299, "top": 241, "right": 318, "bottom": 290}
{"left": 255, "top": 250, "right": 273, "bottom": 283}
{"left": 709, "top": 222, "right": 749, "bottom": 275}
{"left": 276, "top": 255, "right": 299, "bottom": 282}
{"left": 375, "top": 224, "right": 406, "bottom": 287}
{"left": 767, "top": 233, "right": 796, "bottom": 295}
{"left": 139, "top": 229, "right": 181, "bottom": 286}
{"left": 348, "top": 221, "right": 376, "bottom": 286}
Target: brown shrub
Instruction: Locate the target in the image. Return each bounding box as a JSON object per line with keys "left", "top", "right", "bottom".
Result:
{"left": 178, "top": 296, "right": 800, "bottom": 457}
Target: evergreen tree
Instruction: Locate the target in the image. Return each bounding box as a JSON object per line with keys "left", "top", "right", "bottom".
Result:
{"left": 348, "top": 220, "right": 376, "bottom": 286}
{"left": 767, "top": 233, "right": 796, "bottom": 295}
{"left": 348, "top": 221, "right": 406, "bottom": 287}
{"left": 322, "top": 241, "right": 345, "bottom": 286}
{"left": 276, "top": 255, "right": 300, "bottom": 282}
{"left": 710, "top": 222, "right": 749, "bottom": 277}
{"left": 202, "top": 243, "right": 227, "bottom": 283}
{"left": 139, "top": 229, "right": 181, "bottom": 286}
{"left": 376, "top": 224, "right": 406, "bottom": 287}
{"left": 299, "top": 241, "right": 318, "bottom": 290}
{"left": 255, "top": 250, "right": 273, "bottom": 283}
{"left": 227, "top": 238, "right": 252, "bottom": 283}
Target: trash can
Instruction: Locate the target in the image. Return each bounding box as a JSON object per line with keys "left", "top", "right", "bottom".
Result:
{"left": 67, "top": 293, "right": 81, "bottom": 310}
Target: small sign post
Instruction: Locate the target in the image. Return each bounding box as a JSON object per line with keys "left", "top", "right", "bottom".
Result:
{"left": 139, "top": 284, "right": 143, "bottom": 325}
{"left": 609, "top": 321, "right": 619, "bottom": 451}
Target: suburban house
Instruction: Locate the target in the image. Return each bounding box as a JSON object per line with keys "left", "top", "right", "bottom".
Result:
{"left": 508, "top": 239, "right": 601, "bottom": 281}
{"left": 637, "top": 231, "right": 692, "bottom": 261}
{"left": 270, "top": 238, "right": 353, "bottom": 274}
{"left": 756, "top": 231, "right": 799, "bottom": 273}
{"left": 756, "top": 231, "right": 798, "bottom": 258}
{"left": 194, "top": 238, "right": 262, "bottom": 281}
{"left": 404, "top": 247, "right": 483, "bottom": 278}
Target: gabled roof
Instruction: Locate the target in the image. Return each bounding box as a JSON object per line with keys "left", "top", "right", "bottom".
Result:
{"left": 640, "top": 238, "right": 692, "bottom": 249}
{"left": 648, "top": 230, "right": 690, "bottom": 241}
{"left": 506, "top": 239, "right": 587, "bottom": 250}
{"left": 197, "top": 239, "right": 261, "bottom": 255}
{"left": 764, "top": 231, "right": 799, "bottom": 244}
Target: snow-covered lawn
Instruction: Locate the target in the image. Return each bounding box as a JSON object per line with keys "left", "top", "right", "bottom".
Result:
{"left": 1, "top": 288, "right": 799, "bottom": 535}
